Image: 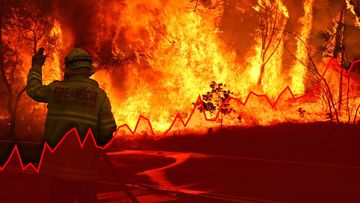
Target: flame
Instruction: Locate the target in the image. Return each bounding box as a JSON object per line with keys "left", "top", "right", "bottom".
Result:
{"left": 94, "top": 0, "right": 296, "bottom": 131}
{"left": 291, "top": 0, "right": 314, "bottom": 95}
{"left": 93, "top": 0, "right": 240, "bottom": 131}
{"left": 88, "top": 0, "right": 360, "bottom": 132}
{"left": 249, "top": 0, "right": 289, "bottom": 96}
{"left": 2, "top": 0, "right": 360, "bottom": 137}
{"left": 346, "top": 0, "right": 360, "bottom": 27}
{"left": 43, "top": 21, "right": 64, "bottom": 84}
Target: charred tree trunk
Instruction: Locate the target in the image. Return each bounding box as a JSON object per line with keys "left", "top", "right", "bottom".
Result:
{"left": 354, "top": 104, "right": 360, "bottom": 124}
{"left": 338, "top": 71, "right": 343, "bottom": 112}
{"left": 333, "top": 6, "right": 346, "bottom": 113}
{"left": 257, "top": 63, "right": 266, "bottom": 86}
{"left": 346, "top": 70, "right": 351, "bottom": 123}
{"left": 220, "top": 111, "right": 223, "bottom": 129}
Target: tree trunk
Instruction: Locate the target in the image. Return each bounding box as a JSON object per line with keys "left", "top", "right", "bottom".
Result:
{"left": 220, "top": 111, "right": 223, "bottom": 129}
{"left": 338, "top": 71, "right": 343, "bottom": 112}
{"left": 257, "top": 63, "right": 265, "bottom": 86}
{"left": 334, "top": 7, "right": 345, "bottom": 113}
{"left": 354, "top": 105, "right": 360, "bottom": 124}
{"left": 10, "top": 87, "right": 26, "bottom": 138}
{"left": 347, "top": 73, "right": 351, "bottom": 123}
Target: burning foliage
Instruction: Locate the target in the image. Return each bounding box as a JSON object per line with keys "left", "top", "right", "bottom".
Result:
{"left": 0, "top": 0, "right": 360, "bottom": 138}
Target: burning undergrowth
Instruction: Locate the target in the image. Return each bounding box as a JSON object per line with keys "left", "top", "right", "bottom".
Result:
{"left": 0, "top": 0, "right": 360, "bottom": 138}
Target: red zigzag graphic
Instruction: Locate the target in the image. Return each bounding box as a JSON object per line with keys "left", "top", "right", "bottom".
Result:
{"left": 1, "top": 58, "right": 359, "bottom": 172}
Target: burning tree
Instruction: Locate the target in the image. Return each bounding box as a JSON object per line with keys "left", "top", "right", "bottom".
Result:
{"left": 317, "top": 0, "right": 360, "bottom": 122}
{"left": 284, "top": 29, "right": 342, "bottom": 123}
{"left": 0, "top": 0, "right": 53, "bottom": 137}
{"left": 318, "top": 2, "right": 348, "bottom": 113}
{"left": 284, "top": 0, "right": 360, "bottom": 124}
{"left": 198, "top": 81, "right": 233, "bottom": 128}
{"left": 347, "top": 0, "right": 360, "bottom": 24}
{"left": 254, "top": 0, "right": 289, "bottom": 86}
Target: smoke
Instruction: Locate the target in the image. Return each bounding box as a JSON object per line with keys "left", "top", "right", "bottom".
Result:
{"left": 220, "top": 0, "right": 258, "bottom": 59}
{"left": 51, "top": 0, "right": 99, "bottom": 51}
{"left": 2, "top": 0, "right": 360, "bottom": 133}
{"left": 46, "top": 0, "right": 360, "bottom": 66}
{"left": 220, "top": 0, "right": 312, "bottom": 75}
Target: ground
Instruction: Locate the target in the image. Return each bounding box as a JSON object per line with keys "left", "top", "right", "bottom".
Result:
{"left": 0, "top": 122, "right": 359, "bottom": 203}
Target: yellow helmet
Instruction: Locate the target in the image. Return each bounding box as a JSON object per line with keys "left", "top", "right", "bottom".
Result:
{"left": 64, "top": 48, "right": 95, "bottom": 76}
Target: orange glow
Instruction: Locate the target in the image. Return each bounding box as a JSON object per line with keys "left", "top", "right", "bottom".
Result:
{"left": 346, "top": 0, "right": 360, "bottom": 27}
{"left": 4, "top": 0, "right": 360, "bottom": 136}
{"left": 291, "top": 0, "right": 314, "bottom": 95}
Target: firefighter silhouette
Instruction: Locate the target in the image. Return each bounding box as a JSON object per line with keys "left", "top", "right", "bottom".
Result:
{"left": 26, "top": 48, "right": 117, "bottom": 203}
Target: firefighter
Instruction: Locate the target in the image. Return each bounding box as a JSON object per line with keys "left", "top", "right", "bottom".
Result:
{"left": 26, "top": 48, "right": 117, "bottom": 203}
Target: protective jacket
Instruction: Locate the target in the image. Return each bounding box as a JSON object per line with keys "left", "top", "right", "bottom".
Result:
{"left": 26, "top": 63, "right": 117, "bottom": 180}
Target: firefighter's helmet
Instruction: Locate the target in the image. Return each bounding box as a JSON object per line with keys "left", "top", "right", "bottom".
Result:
{"left": 64, "top": 48, "right": 95, "bottom": 76}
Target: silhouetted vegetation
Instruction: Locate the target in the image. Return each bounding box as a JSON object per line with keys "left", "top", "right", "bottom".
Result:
{"left": 197, "top": 81, "right": 234, "bottom": 128}
{"left": 0, "top": 0, "right": 54, "bottom": 138}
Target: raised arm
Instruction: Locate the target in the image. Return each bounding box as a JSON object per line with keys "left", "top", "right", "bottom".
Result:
{"left": 26, "top": 48, "right": 50, "bottom": 103}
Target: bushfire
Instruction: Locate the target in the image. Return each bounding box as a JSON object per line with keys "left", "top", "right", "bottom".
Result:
{"left": 1, "top": 0, "right": 360, "bottom": 138}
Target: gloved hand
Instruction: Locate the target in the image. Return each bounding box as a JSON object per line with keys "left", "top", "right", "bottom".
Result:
{"left": 32, "top": 48, "right": 46, "bottom": 67}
